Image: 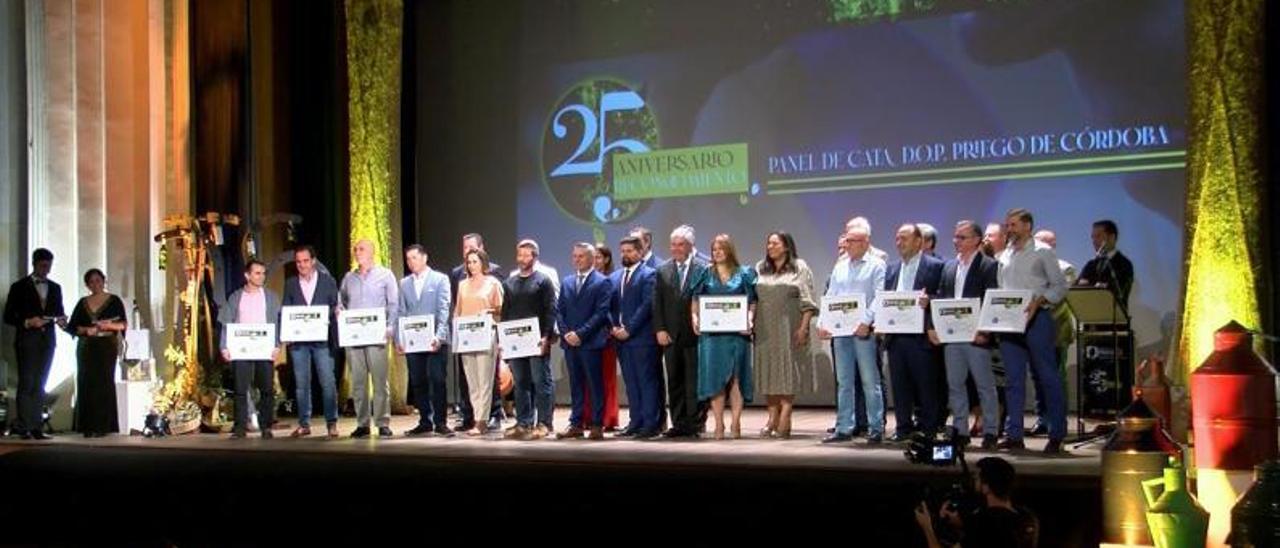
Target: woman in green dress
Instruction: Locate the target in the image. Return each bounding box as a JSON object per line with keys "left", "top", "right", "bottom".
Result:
{"left": 66, "top": 268, "right": 127, "bottom": 437}
{"left": 691, "top": 234, "right": 757, "bottom": 440}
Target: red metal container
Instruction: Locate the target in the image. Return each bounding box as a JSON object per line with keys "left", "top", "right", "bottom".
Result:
{"left": 1191, "top": 321, "right": 1278, "bottom": 470}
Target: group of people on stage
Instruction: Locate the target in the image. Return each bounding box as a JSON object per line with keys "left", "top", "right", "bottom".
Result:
{"left": 3, "top": 207, "right": 1134, "bottom": 453}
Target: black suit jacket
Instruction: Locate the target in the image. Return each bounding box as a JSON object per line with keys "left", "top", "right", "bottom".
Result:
{"left": 3, "top": 276, "right": 66, "bottom": 342}
{"left": 652, "top": 256, "right": 708, "bottom": 347}
{"left": 1079, "top": 250, "right": 1134, "bottom": 307}
{"left": 938, "top": 253, "right": 999, "bottom": 301}
{"left": 884, "top": 253, "right": 945, "bottom": 334}
{"left": 283, "top": 272, "right": 341, "bottom": 346}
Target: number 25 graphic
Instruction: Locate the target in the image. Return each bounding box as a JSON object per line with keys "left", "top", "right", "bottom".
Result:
{"left": 550, "top": 90, "right": 650, "bottom": 177}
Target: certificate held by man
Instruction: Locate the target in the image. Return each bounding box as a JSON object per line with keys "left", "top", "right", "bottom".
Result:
{"left": 398, "top": 315, "right": 436, "bottom": 354}
{"left": 873, "top": 291, "right": 925, "bottom": 334}
{"left": 338, "top": 308, "right": 387, "bottom": 347}
{"left": 227, "top": 323, "right": 277, "bottom": 361}
{"left": 699, "top": 295, "right": 749, "bottom": 333}
{"left": 978, "top": 290, "right": 1034, "bottom": 333}
{"left": 931, "top": 298, "right": 981, "bottom": 344}
{"left": 280, "top": 305, "right": 330, "bottom": 342}
{"left": 453, "top": 314, "right": 494, "bottom": 354}
{"left": 818, "top": 295, "right": 865, "bottom": 337}
{"left": 497, "top": 317, "right": 541, "bottom": 359}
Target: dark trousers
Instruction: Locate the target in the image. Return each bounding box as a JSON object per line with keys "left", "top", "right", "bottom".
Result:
{"left": 887, "top": 335, "right": 940, "bottom": 435}
{"left": 455, "top": 355, "right": 505, "bottom": 426}
{"left": 407, "top": 350, "right": 448, "bottom": 429}
{"left": 13, "top": 331, "right": 55, "bottom": 434}
{"left": 618, "top": 344, "right": 663, "bottom": 432}
{"left": 233, "top": 360, "right": 274, "bottom": 434}
{"left": 566, "top": 347, "right": 605, "bottom": 428}
{"left": 663, "top": 343, "right": 705, "bottom": 433}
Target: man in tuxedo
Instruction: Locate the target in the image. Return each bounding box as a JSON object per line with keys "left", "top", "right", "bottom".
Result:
{"left": 653, "top": 225, "right": 708, "bottom": 438}
{"left": 610, "top": 236, "right": 662, "bottom": 439}
{"left": 282, "top": 245, "right": 342, "bottom": 438}
{"left": 555, "top": 243, "right": 613, "bottom": 441}
{"left": 398, "top": 244, "right": 453, "bottom": 437}
{"left": 881, "top": 224, "right": 945, "bottom": 441}
{"left": 3, "top": 248, "right": 65, "bottom": 439}
{"left": 931, "top": 221, "right": 1000, "bottom": 449}
{"left": 1077, "top": 219, "right": 1134, "bottom": 308}
{"left": 448, "top": 233, "right": 507, "bottom": 432}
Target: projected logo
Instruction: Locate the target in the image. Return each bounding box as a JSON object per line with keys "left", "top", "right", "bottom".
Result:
{"left": 541, "top": 78, "right": 659, "bottom": 225}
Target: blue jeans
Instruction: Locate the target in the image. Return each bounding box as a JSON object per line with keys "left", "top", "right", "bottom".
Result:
{"left": 1000, "top": 311, "right": 1067, "bottom": 440}
{"left": 509, "top": 354, "right": 554, "bottom": 428}
{"left": 944, "top": 343, "right": 998, "bottom": 437}
{"left": 406, "top": 350, "right": 448, "bottom": 429}
{"left": 289, "top": 342, "right": 337, "bottom": 427}
{"left": 833, "top": 335, "right": 883, "bottom": 436}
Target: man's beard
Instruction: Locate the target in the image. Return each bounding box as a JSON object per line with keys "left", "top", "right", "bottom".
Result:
{"left": 621, "top": 257, "right": 637, "bottom": 268}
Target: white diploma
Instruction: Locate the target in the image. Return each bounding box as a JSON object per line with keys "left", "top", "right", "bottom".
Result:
{"left": 452, "top": 314, "right": 494, "bottom": 354}
{"left": 497, "top": 317, "right": 542, "bottom": 359}
{"left": 978, "top": 290, "right": 1034, "bottom": 333}
{"left": 337, "top": 308, "right": 387, "bottom": 347}
{"left": 931, "top": 299, "right": 981, "bottom": 344}
{"left": 398, "top": 315, "right": 437, "bottom": 354}
{"left": 123, "top": 329, "right": 151, "bottom": 361}
{"left": 818, "top": 295, "right": 866, "bottom": 337}
{"left": 280, "top": 305, "right": 330, "bottom": 343}
{"left": 698, "top": 295, "right": 749, "bottom": 333}
{"left": 226, "top": 323, "right": 276, "bottom": 361}
{"left": 873, "top": 291, "right": 925, "bottom": 334}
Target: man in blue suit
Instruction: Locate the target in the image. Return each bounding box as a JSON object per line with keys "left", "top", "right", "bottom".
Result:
{"left": 397, "top": 244, "right": 453, "bottom": 437}
{"left": 610, "top": 236, "right": 662, "bottom": 439}
{"left": 555, "top": 242, "right": 614, "bottom": 441}
{"left": 881, "top": 223, "right": 945, "bottom": 441}
{"left": 931, "top": 221, "right": 1000, "bottom": 449}
{"left": 629, "top": 225, "right": 664, "bottom": 270}
{"left": 282, "top": 245, "right": 342, "bottom": 438}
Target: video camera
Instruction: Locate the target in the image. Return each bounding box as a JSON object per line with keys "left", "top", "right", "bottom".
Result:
{"left": 905, "top": 430, "right": 964, "bottom": 466}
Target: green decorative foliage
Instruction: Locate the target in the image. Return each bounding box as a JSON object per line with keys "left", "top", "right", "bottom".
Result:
{"left": 347, "top": 0, "right": 402, "bottom": 268}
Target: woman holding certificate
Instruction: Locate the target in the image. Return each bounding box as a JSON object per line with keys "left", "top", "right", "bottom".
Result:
{"left": 753, "top": 232, "right": 818, "bottom": 439}
{"left": 454, "top": 249, "right": 504, "bottom": 436}
{"left": 65, "top": 268, "right": 127, "bottom": 437}
{"left": 690, "top": 234, "right": 757, "bottom": 440}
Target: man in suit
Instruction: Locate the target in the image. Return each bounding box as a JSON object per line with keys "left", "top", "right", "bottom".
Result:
{"left": 398, "top": 244, "right": 453, "bottom": 437}
{"left": 629, "top": 225, "right": 663, "bottom": 270}
{"left": 282, "top": 245, "right": 342, "bottom": 438}
{"left": 931, "top": 221, "right": 1001, "bottom": 449}
{"left": 448, "top": 233, "right": 507, "bottom": 432}
{"left": 219, "top": 260, "right": 282, "bottom": 439}
{"left": 555, "top": 242, "right": 613, "bottom": 441}
{"left": 654, "top": 225, "right": 708, "bottom": 438}
{"left": 881, "top": 223, "right": 945, "bottom": 441}
{"left": 3, "top": 248, "right": 65, "bottom": 439}
{"left": 1077, "top": 219, "right": 1134, "bottom": 309}
{"left": 610, "top": 236, "right": 662, "bottom": 439}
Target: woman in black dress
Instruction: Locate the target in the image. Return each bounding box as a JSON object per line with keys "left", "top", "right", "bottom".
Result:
{"left": 66, "top": 268, "right": 127, "bottom": 437}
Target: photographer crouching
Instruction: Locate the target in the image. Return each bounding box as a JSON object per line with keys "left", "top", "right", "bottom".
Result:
{"left": 914, "top": 457, "right": 1039, "bottom": 548}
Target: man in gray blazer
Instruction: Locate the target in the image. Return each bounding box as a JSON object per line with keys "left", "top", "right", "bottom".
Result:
{"left": 397, "top": 245, "right": 453, "bottom": 436}
{"left": 218, "top": 260, "right": 282, "bottom": 439}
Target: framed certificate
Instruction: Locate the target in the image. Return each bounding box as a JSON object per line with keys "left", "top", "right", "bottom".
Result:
{"left": 931, "top": 298, "right": 981, "bottom": 344}
{"left": 123, "top": 329, "right": 151, "bottom": 361}
{"left": 337, "top": 308, "right": 387, "bottom": 347}
{"left": 818, "top": 295, "right": 865, "bottom": 337}
{"left": 280, "top": 305, "right": 330, "bottom": 342}
{"left": 497, "top": 317, "right": 542, "bottom": 359}
{"left": 226, "top": 323, "right": 276, "bottom": 361}
{"left": 978, "top": 290, "right": 1034, "bottom": 333}
{"left": 453, "top": 314, "right": 494, "bottom": 354}
{"left": 873, "top": 291, "right": 925, "bottom": 334}
{"left": 698, "top": 295, "right": 749, "bottom": 333}
{"left": 398, "top": 315, "right": 437, "bottom": 353}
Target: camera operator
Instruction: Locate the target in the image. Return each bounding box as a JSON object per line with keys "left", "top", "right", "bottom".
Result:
{"left": 914, "top": 457, "right": 1038, "bottom": 548}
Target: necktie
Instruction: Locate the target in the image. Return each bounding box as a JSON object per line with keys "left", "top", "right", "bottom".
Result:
{"left": 677, "top": 262, "right": 687, "bottom": 290}
{"left": 577, "top": 273, "right": 585, "bottom": 291}
{"left": 623, "top": 268, "right": 632, "bottom": 296}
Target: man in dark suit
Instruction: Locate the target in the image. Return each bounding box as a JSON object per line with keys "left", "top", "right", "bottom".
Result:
{"left": 653, "top": 225, "right": 708, "bottom": 438}
{"left": 282, "top": 245, "right": 342, "bottom": 437}
{"left": 881, "top": 224, "right": 945, "bottom": 441}
{"left": 448, "top": 233, "right": 507, "bottom": 431}
{"left": 3, "top": 248, "right": 65, "bottom": 439}
{"left": 610, "top": 236, "right": 662, "bottom": 439}
{"left": 555, "top": 242, "right": 613, "bottom": 441}
{"left": 629, "top": 225, "right": 663, "bottom": 270}
{"left": 931, "top": 221, "right": 1001, "bottom": 449}
{"left": 1077, "top": 219, "right": 1134, "bottom": 309}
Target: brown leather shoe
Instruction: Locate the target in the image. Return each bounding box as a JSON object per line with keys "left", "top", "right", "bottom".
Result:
{"left": 588, "top": 426, "right": 604, "bottom": 440}
{"left": 290, "top": 427, "right": 311, "bottom": 438}
{"left": 556, "top": 425, "right": 585, "bottom": 439}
